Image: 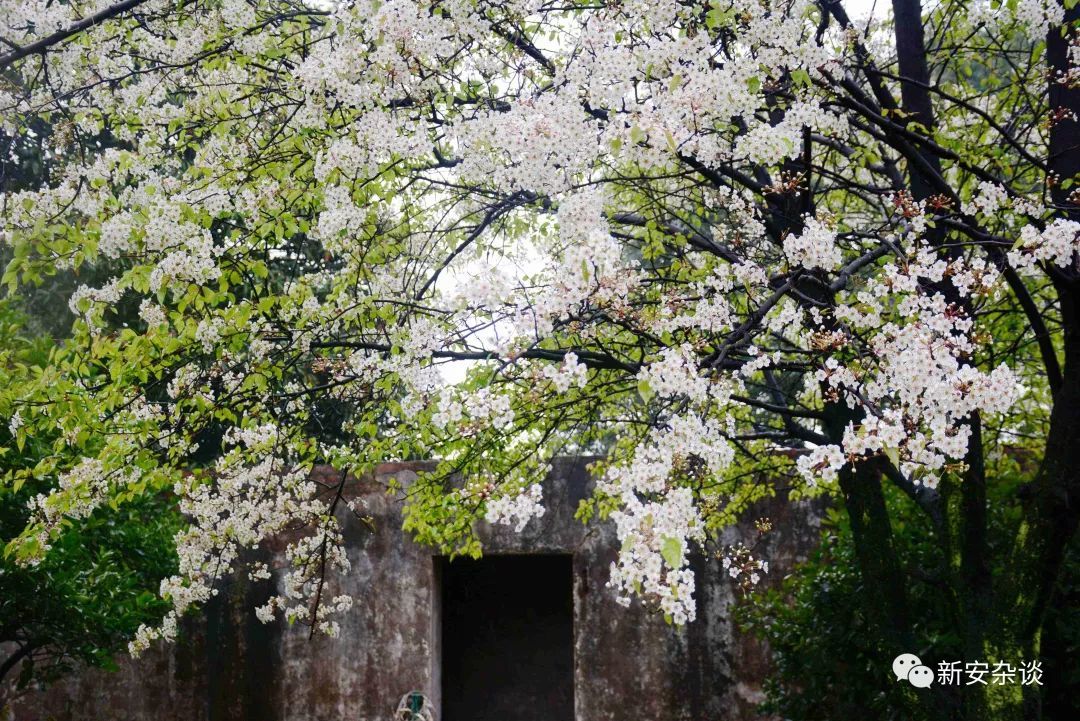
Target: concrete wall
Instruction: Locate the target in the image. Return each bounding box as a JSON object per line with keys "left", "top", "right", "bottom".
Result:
{"left": 13, "top": 458, "right": 823, "bottom": 721}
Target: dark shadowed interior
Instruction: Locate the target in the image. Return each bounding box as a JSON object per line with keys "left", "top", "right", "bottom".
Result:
{"left": 440, "top": 554, "right": 574, "bottom": 721}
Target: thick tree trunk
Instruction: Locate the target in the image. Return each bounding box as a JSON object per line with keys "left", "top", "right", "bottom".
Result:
{"left": 889, "top": 2, "right": 996, "bottom": 715}
{"left": 845, "top": 2, "right": 1080, "bottom": 717}
{"left": 822, "top": 402, "right": 912, "bottom": 647}
{"left": 1005, "top": 282, "right": 1080, "bottom": 720}
{"left": 823, "top": 399, "right": 962, "bottom": 719}
{"left": 1000, "top": 9, "right": 1080, "bottom": 720}
{"left": 0, "top": 643, "right": 32, "bottom": 686}
{"left": 890, "top": 0, "right": 943, "bottom": 199}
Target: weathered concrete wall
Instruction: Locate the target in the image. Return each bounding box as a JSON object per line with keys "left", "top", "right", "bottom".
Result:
{"left": 13, "top": 457, "right": 823, "bottom": 721}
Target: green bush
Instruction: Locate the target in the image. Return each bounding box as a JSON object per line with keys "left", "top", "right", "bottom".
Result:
{"left": 0, "top": 301, "right": 180, "bottom": 694}
{"left": 738, "top": 486, "right": 1080, "bottom": 720}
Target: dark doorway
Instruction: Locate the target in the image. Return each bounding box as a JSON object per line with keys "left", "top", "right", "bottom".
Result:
{"left": 440, "top": 555, "right": 574, "bottom": 721}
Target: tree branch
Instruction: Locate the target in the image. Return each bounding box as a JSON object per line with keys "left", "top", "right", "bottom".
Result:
{"left": 0, "top": 0, "right": 150, "bottom": 72}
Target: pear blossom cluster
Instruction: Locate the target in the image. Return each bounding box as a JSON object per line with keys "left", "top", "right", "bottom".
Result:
{"left": 606, "top": 486, "right": 705, "bottom": 625}
{"left": 807, "top": 247, "right": 1026, "bottom": 487}
{"left": 600, "top": 414, "right": 735, "bottom": 623}
{"left": 432, "top": 386, "right": 515, "bottom": 432}
{"left": 542, "top": 353, "right": 589, "bottom": 393}
{"left": 128, "top": 425, "right": 347, "bottom": 654}
{"left": 782, "top": 216, "right": 843, "bottom": 271}
{"left": 484, "top": 483, "right": 546, "bottom": 533}
{"left": 722, "top": 543, "right": 769, "bottom": 592}
{"left": 1008, "top": 219, "right": 1080, "bottom": 273}
{"left": 25, "top": 457, "right": 143, "bottom": 559}
{"left": 795, "top": 445, "right": 847, "bottom": 488}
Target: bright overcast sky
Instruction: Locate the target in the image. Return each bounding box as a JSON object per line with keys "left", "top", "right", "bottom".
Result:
{"left": 844, "top": 0, "right": 889, "bottom": 20}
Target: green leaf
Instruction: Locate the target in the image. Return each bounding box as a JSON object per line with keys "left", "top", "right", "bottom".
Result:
{"left": 637, "top": 378, "right": 653, "bottom": 403}
{"left": 885, "top": 447, "right": 900, "bottom": 468}
{"left": 661, "top": 536, "right": 682, "bottom": 569}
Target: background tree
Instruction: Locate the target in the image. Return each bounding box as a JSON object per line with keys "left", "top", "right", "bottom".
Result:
{"left": 739, "top": 462, "right": 1080, "bottom": 720}
{"left": 1, "top": 1, "right": 1078, "bottom": 719}
{"left": 0, "top": 301, "right": 179, "bottom": 710}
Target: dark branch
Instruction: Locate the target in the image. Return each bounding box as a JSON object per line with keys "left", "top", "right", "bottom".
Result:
{"left": 0, "top": 0, "right": 151, "bottom": 72}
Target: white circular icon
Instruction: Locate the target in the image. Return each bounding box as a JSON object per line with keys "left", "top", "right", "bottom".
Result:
{"left": 908, "top": 664, "right": 934, "bottom": 688}
{"left": 892, "top": 653, "right": 922, "bottom": 681}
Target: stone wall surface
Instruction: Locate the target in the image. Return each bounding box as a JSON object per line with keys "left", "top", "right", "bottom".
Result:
{"left": 12, "top": 457, "right": 823, "bottom": 721}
